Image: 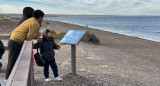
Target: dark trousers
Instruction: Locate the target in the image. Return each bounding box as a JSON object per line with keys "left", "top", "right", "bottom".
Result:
{"left": 0, "top": 40, "right": 5, "bottom": 58}
{"left": 0, "top": 48, "right": 4, "bottom": 57}
{"left": 0, "top": 48, "right": 4, "bottom": 67}
{"left": 5, "top": 40, "right": 22, "bottom": 79}
{"left": 44, "top": 58, "right": 59, "bottom": 78}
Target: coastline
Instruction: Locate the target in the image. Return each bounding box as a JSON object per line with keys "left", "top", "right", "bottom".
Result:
{"left": 42, "top": 20, "right": 160, "bottom": 44}
{"left": 44, "top": 15, "right": 160, "bottom": 43}
{"left": 1, "top": 16, "right": 160, "bottom": 85}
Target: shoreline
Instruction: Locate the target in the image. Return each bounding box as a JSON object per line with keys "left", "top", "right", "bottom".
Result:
{"left": 0, "top": 14, "right": 160, "bottom": 44}
{"left": 43, "top": 20, "right": 160, "bottom": 44}
{"left": 45, "top": 19, "right": 160, "bottom": 43}
{"left": 0, "top": 16, "right": 160, "bottom": 45}
{"left": 43, "top": 19, "right": 160, "bottom": 63}
{"left": 1, "top": 16, "right": 160, "bottom": 85}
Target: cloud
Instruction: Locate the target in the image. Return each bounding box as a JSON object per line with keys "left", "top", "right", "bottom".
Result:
{"left": 0, "top": 5, "right": 22, "bottom": 13}
{"left": 0, "top": 3, "right": 93, "bottom": 15}
{"left": 125, "top": 0, "right": 160, "bottom": 15}
{"left": 26, "top": 0, "right": 160, "bottom": 15}
{"left": 0, "top": 0, "right": 160, "bottom": 15}
{"left": 26, "top": 0, "right": 114, "bottom": 14}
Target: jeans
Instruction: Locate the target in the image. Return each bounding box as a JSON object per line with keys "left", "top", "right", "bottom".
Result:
{"left": 44, "top": 58, "right": 59, "bottom": 78}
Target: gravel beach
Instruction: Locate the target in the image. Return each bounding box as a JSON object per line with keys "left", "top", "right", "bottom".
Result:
{"left": 0, "top": 15, "right": 160, "bottom": 86}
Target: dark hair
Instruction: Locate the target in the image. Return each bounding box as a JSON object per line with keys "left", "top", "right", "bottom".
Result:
{"left": 23, "top": 7, "right": 34, "bottom": 18}
{"left": 46, "top": 29, "right": 50, "bottom": 34}
{"left": 33, "top": 10, "right": 45, "bottom": 19}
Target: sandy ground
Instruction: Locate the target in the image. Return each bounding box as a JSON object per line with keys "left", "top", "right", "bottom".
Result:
{"left": 0, "top": 15, "right": 160, "bottom": 86}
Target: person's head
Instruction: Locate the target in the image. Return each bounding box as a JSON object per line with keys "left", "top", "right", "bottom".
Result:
{"left": 33, "top": 10, "right": 45, "bottom": 24}
{"left": 41, "top": 29, "right": 51, "bottom": 38}
{"left": 23, "top": 7, "right": 34, "bottom": 18}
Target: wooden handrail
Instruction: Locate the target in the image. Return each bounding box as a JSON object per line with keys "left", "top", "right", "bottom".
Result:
{"left": 6, "top": 40, "right": 34, "bottom": 86}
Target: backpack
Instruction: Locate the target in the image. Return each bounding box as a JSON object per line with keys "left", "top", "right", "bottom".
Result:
{"left": 34, "top": 48, "right": 45, "bottom": 67}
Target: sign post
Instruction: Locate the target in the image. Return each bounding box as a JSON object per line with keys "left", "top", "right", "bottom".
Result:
{"left": 60, "top": 30, "right": 86, "bottom": 75}
{"left": 71, "top": 44, "right": 76, "bottom": 75}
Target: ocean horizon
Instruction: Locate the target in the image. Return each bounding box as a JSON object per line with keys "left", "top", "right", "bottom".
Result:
{"left": 45, "top": 15, "right": 160, "bottom": 42}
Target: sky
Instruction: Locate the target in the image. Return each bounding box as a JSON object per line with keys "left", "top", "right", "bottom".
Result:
{"left": 0, "top": 0, "right": 160, "bottom": 15}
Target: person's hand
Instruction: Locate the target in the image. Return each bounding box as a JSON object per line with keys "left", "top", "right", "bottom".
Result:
{"left": 56, "top": 46, "right": 60, "bottom": 50}
{"left": 38, "top": 32, "right": 41, "bottom": 36}
{"left": 37, "top": 36, "right": 42, "bottom": 42}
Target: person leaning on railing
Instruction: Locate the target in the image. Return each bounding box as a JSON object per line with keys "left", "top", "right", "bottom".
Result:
{"left": 1, "top": 10, "right": 45, "bottom": 86}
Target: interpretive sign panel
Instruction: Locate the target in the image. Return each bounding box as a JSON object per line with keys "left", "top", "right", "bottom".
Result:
{"left": 60, "top": 30, "right": 86, "bottom": 75}
{"left": 60, "top": 30, "right": 86, "bottom": 45}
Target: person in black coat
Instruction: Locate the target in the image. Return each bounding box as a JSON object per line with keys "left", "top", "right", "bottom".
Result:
{"left": 36, "top": 29, "right": 63, "bottom": 81}
{"left": 0, "top": 40, "right": 5, "bottom": 70}
{"left": 9, "top": 7, "right": 34, "bottom": 35}
{"left": 17, "top": 7, "right": 34, "bottom": 26}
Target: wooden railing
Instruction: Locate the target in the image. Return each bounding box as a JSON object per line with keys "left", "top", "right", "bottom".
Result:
{"left": 6, "top": 40, "right": 34, "bottom": 86}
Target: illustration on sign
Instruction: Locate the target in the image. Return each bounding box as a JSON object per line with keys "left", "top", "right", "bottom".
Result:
{"left": 60, "top": 30, "right": 86, "bottom": 45}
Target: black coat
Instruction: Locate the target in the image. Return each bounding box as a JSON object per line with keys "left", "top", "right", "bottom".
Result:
{"left": 0, "top": 40, "right": 5, "bottom": 57}
{"left": 17, "top": 16, "right": 28, "bottom": 26}
{"left": 34, "top": 36, "right": 60, "bottom": 61}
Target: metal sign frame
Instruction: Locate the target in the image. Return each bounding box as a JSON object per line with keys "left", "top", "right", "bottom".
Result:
{"left": 60, "top": 30, "right": 86, "bottom": 75}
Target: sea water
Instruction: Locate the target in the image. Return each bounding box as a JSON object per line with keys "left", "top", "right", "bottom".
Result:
{"left": 46, "top": 15, "right": 160, "bottom": 42}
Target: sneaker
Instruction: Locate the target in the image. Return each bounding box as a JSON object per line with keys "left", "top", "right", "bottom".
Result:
{"left": 33, "top": 68, "right": 36, "bottom": 73}
{"left": 55, "top": 76, "right": 63, "bottom": 81}
{"left": 1, "top": 80, "right": 7, "bottom": 86}
{"left": 45, "top": 78, "right": 53, "bottom": 82}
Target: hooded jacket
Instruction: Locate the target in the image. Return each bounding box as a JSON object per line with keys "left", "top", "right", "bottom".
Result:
{"left": 17, "top": 7, "right": 34, "bottom": 26}
{"left": 39, "top": 36, "right": 60, "bottom": 61}
{"left": 17, "top": 16, "right": 29, "bottom": 26}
